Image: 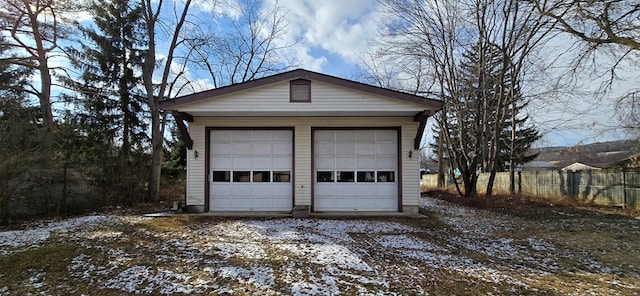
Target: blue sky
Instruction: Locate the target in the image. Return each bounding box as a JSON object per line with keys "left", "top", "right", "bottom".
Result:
{"left": 248, "top": 0, "right": 635, "bottom": 148}
{"left": 56, "top": 0, "right": 635, "bottom": 148}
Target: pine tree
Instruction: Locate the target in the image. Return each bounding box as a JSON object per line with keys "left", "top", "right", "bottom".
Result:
{"left": 0, "top": 37, "right": 37, "bottom": 159}
{"left": 435, "top": 41, "right": 540, "bottom": 195}
{"left": 64, "top": 0, "right": 148, "bottom": 202}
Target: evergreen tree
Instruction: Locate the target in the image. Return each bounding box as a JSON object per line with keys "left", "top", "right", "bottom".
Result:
{"left": 64, "top": 0, "right": 148, "bottom": 202}
{"left": 435, "top": 41, "right": 540, "bottom": 194}
{"left": 0, "top": 37, "right": 37, "bottom": 159}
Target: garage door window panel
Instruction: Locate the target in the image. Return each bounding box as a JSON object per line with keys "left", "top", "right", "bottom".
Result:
{"left": 357, "top": 171, "right": 375, "bottom": 182}
{"left": 233, "top": 171, "right": 251, "bottom": 182}
{"left": 212, "top": 171, "right": 231, "bottom": 182}
{"left": 317, "top": 171, "right": 334, "bottom": 182}
{"left": 273, "top": 171, "right": 290, "bottom": 182}
{"left": 337, "top": 171, "right": 355, "bottom": 182}
{"left": 377, "top": 171, "right": 395, "bottom": 182}
{"left": 253, "top": 171, "right": 271, "bottom": 182}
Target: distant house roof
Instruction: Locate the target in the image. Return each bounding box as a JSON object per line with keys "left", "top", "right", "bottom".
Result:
{"left": 562, "top": 162, "right": 603, "bottom": 172}
{"left": 612, "top": 153, "right": 640, "bottom": 168}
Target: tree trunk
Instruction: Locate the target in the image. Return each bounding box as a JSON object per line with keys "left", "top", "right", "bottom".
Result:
{"left": 148, "top": 108, "right": 162, "bottom": 202}
{"left": 465, "top": 172, "right": 478, "bottom": 197}
{"left": 486, "top": 169, "right": 496, "bottom": 196}
{"left": 141, "top": 0, "right": 192, "bottom": 202}
{"left": 509, "top": 100, "right": 517, "bottom": 194}
{"left": 142, "top": 0, "right": 158, "bottom": 202}
{"left": 34, "top": 23, "right": 54, "bottom": 168}
{"left": 437, "top": 118, "right": 445, "bottom": 187}
{"left": 509, "top": 161, "right": 515, "bottom": 194}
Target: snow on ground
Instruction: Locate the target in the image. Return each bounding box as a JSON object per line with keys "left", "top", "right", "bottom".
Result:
{"left": 1, "top": 198, "right": 639, "bottom": 295}
{"left": 0, "top": 215, "right": 117, "bottom": 254}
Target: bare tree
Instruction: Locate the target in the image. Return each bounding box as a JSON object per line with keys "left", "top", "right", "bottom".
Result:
{"left": 140, "top": 0, "right": 193, "bottom": 202}
{"left": 376, "top": 0, "right": 553, "bottom": 197}
{"left": 528, "top": 0, "right": 640, "bottom": 138}
{"left": 377, "top": 0, "right": 475, "bottom": 195}
{"left": 529, "top": 0, "right": 639, "bottom": 51}
{"left": 187, "top": 0, "right": 292, "bottom": 88}
{"left": 140, "top": 0, "right": 294, "bottom": 201}
{"left": 480, "top": 0, "right": 555, "bottom": 196}
{"left": 0, "top": 0, "right": 73, "bottom": 167}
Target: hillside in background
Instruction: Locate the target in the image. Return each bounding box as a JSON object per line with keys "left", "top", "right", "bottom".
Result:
{"left": 533, "top": 140, "right": 639, "bottom": 168}
{"left": 421, "top": 140, "right": 639, "bottom": 172}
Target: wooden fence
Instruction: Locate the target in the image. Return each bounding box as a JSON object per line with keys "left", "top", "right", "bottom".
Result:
{"left": 421, "top": 170, "right": 640, "bottom": 210}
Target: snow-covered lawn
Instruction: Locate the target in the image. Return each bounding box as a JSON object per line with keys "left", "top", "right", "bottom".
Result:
{"left": 1, "top": 197, "right": 639, "bottom": 295}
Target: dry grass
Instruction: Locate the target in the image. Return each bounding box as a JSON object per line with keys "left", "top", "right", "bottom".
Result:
{"left": 1, "top": 194, "right": 639, "bottom": 295}
{"left": 425, "top": 189, "right": 640, "bottom": 217}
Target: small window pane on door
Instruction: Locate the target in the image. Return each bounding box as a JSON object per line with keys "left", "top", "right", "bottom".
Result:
{"left": 317, "top": 171, "right": 334, "bottom": 182}
{"left": 273, "top": 171, "right": 290, "bottom": 182}
{"left": 377, "top": 171, "right": 395, "bottom": 182}
{"left": 337, "top": 171, "right": 355, "bottom": 182}
{"left": 212, "top": 171, "right": 230, "bottom": 182}
{"left": 253, "top": 171, "right": 271, "bottom": 182}
{"left": 357, "top": 171, "right": 375, "bottom": 182}
{"left": 233, "top": 171, "right": 251, "bottom": 182}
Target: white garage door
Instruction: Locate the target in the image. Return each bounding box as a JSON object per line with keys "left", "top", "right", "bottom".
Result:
{"left": 314, "top": 129, "right": 398, "bottom": 211}
{"left": 210, "top": 130, "right": 292, "bottom": 211}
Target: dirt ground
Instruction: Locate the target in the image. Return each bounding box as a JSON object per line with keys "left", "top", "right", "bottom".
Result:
{"left": 0, "top": 192, "right": 639, "bottom": 295}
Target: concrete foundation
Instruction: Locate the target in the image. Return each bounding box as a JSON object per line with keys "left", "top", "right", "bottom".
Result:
{"left": 292, "top": 205, "right": 310, "bottom": 218}
{"left": 402, "top": 205, "right": 419, "bottom": 214}
{"left": 186, "top": 205, "right": 205, "bottom": 213}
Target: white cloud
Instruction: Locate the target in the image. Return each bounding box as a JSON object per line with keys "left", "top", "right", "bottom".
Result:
{"left": 261, "top": 0, "right": 383, "bottom": 71}
{"left": 152, "top": 53, "right": 216, "bottom": 97}
{"left": 192, "top": 0, "right": 243, "bottom": 19}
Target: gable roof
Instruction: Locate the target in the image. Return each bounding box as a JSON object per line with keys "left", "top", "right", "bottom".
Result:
{"left": 562, "top": 162, "right": 603, "bottom": 172}
{"left": 158, "top": 68, "right": 443, "bottom": 110}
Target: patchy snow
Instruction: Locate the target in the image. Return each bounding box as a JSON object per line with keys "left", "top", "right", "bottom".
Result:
{"left": 1, "top": 197, "right": 639, "bottom": 295}
{"left": 0, "top": 215, "right": 115, "bottom": 254}
{"left": 375, "top": 234, "right": 448, "bottom": 251}
{"left": 277, "top": 243, "right": 373, "bottom": 271}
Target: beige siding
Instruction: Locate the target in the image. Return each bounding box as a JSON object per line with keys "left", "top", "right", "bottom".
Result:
{"left": 177, "top": 81, "right": 427, "bottom": 114}
{"left": 185, "top": 116, "right": 420, "bottom": 209}
{"left": 401, "top": 124, "right": 420, "bottom": 206}
{"left": 294, "top": 125, "right": 311, "bottom": 205}
{"left": 195, "top": 117, "right": 413, "bottom": 127}
{"left": 186, "top": 124, "right": 206, "bottom": 206}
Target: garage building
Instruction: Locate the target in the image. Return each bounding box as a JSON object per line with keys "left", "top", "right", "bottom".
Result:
{"left": 159, "top": 69, "right": 442, "bottom": 215}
